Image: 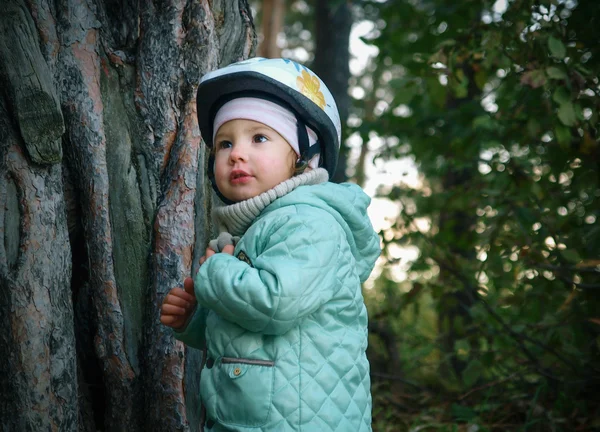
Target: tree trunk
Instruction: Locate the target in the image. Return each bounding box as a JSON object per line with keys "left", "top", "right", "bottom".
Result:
{"left": 437, "top": 62, "right": 480, "bottom": 382}
{"left": 0, "top": 1, "right": 255, "bottom": 431}
{"left": 312, "top": 0, "right": 352, "bottom": 183}
{"left": 257, "top": 0, "right": 285, "bottom": 58}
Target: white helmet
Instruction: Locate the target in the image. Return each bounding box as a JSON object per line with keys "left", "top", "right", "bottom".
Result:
{"left": 196, "top": 57, "right": 341, "bottom": 183}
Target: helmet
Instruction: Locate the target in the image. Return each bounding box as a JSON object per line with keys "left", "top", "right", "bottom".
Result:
{"left": 196, "top": 57, "right": 341, "bottom": 188}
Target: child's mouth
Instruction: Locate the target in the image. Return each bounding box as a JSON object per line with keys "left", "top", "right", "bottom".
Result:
{"left": 230, "top": 171, "right": 253, "bottom": 184}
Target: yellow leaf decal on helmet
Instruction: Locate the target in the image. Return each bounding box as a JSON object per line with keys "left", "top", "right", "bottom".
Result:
{"left": 296, "top": 70, "right": 326, "bottom": 110}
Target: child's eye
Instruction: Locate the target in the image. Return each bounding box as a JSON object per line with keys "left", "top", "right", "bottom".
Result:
{"left": 253, "top": 134, "right": 268, "bottom": 143}
{"left": 217, "top": 140, "right": 232, "bottom": 150}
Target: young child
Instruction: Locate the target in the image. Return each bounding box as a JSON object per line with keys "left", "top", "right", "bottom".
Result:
{"left": 160, "top": 57, "right": 380, "bottom": 431}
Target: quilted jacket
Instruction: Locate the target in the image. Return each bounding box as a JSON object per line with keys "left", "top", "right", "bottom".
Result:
{"left": 175, "top": 181, "right": 380, "bottom": 431}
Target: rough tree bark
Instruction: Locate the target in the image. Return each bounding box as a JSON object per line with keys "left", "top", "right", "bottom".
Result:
{"left": 0, "top": 1, "right": 255, "bottom": 431}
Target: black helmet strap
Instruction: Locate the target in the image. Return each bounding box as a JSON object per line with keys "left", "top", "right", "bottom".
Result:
{"left": 296, "top": 115, "right": 321, "bottom": 169}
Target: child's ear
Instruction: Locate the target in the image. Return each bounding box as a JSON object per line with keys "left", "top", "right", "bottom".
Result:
{"left": 294, "top": 159, "right": 308, "bottom": 174}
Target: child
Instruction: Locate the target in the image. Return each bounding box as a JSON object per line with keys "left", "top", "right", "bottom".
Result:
{"left": 160, "top": 57, "right": 380, "bottom": 431}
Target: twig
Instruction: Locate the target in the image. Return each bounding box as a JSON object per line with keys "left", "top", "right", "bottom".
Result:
{"left": 458, "top": 373, "right": 519, "bottom": 401}
{"left": 370, "top": 371, "right": 431, "bottom": 392}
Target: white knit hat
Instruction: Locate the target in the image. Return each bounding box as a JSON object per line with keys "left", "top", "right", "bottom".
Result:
{"left": 212, "top": 97, "right": 320, "bottom": 169}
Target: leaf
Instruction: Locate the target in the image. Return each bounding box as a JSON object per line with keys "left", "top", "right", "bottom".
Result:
{"left": 472, "top": 115, "right": 494, "bottom": 130}
{"left": 516, "top": 207, "right": 536, "bottom": 225}
{"left": 548, "top": 36, "right": 566, "bottom": 59}
{"left": 462, "top": 359, "right": 483, "bottom": 387}
{"left": 452, "top": 403, "right": 477, "bottom": 421}
{"left": 555, "top": 124, "right": 571, "bottom": 148}
{"left": 547, "top": 66, "right": 567, "bottom": 80}
{"left": 426, "top": 77, "right": 447, "bottom": 108}
{"left": 474, "top": 69, "right": 488, "bottom": 89}
{"left": 520, "top": 70, "right": 546, "bottom": 88}
{"left": 557, "top": 102, "right": 577, "bottom": 126}
{"left": 454, "top": 339, "right": 471, "bottom": 357}
{"left": 451, "top": 69, "right": 469, "bottom": 98}
{"left": 560, "top": 249, "right": 582, "bottom": 264}
{"left": 552, "top": 87, "right": 570, "bottom": 105}
{"left": 531, "top": 182, "right": 544, "bottom": 199}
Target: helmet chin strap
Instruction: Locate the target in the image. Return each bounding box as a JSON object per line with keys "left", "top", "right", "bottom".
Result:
{"left": 295, "top": 115, "right": 321, "bottom": 170}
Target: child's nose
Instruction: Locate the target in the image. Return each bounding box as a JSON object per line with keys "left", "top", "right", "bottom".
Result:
{"left": 229, "top": 142, "right": 248, "bottom": 162}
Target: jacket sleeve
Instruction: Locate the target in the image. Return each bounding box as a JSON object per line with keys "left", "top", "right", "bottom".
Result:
{"left": 194, "top": 210, "right": 346, "bottom": 335}
{"left": 171, "top": 305, "right": 208, "bottom": 349}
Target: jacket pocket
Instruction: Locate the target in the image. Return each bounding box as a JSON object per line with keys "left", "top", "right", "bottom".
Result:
{"left": 215, "top": 357, "right": 275, "bottom": 427}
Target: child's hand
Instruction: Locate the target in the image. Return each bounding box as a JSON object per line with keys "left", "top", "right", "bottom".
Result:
{"left": 160, "top": 277, "right": 197, "bottom": 330}
{"left": 198, "top": 244, "right": 235, "bottom": 265}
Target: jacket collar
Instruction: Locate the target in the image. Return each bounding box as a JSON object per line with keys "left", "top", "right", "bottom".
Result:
{"left": 213, "top": 168, "right": 329, "bottom": 236}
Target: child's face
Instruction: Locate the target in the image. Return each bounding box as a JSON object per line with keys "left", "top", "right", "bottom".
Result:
{"left": 214, "top": 119, "right": 297, "bottom": 202}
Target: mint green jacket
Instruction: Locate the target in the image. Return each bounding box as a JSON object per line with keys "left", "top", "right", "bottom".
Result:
{"left": 175, "top": 181, "right": 380, "bottom": 431}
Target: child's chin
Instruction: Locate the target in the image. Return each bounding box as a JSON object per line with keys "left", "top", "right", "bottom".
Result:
{"left": 228, "top": 189, "right": 259, "bottom": 202}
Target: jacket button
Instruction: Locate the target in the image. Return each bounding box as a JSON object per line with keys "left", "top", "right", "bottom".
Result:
{"left": 233, "top": 367, "right": 241, "bottom": 376}
{"left": 205, "top": 357, "right": 214, "bottom": 369}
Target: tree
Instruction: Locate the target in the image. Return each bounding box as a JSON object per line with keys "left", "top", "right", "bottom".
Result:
{"left": 356, "top": 0, "right": 600, "bottom": 428}
{"left": 257, "top": 0, "right": 285, "bottom": 58}
{"left": 0, "top": 1, "right": 255, "bottom": 430}
{"left": 311, "top": 0, "right": 353, "bottom": 183}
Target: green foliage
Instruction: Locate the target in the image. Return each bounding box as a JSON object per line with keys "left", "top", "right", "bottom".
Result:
{"left": 357, "top": 0, "right": 600, "bottom": 429}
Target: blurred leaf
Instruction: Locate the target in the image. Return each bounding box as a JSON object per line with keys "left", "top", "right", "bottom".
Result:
{"left": 547, "top": 66, "right": 567, "bottom": 80}
{"left": 555, "top": 124, "right": 571, "bottom": 148}
{"left": 391, "top": 78, "right": 419, "bottom": 104}
{"left": 548, "top": 36, "right": 566, "bottom": 59}
{"left": 452, "top": 72, "right": 469, "bottom": 98}
{"left": 520, "top": 70, "right": 546, "bottom": 88}
{"left": 452, "top": 403, "right": 478, "bottom": 422}
{"left": 462, "top": 359, "right": 484, "bottom": 387}
{"left": 454, "top": 338, "right": 471, "bottom": 359}
{"left": 552, "top": 87, "right": 571, "bottom": 105}
{"left": 472, "top": 115, "right": 495, "bottom": 130}
{"left": 426, "top": 76, "right": 448, "bottom": 108}
{"left": 516, "top": 207, "right": 536, "bottom": 225}
{"left": 475, "top": 70, "right": 488, "bottom": 89}
{"left": 560, "top": 249, "right": 582, "bottom": 264}
{"left": 557, "top": 102, "right": 577, "bottom": 126}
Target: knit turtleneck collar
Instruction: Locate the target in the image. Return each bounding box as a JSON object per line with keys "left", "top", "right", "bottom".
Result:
{"left": 213, "top": 168, "right": 329, "bottom": 236}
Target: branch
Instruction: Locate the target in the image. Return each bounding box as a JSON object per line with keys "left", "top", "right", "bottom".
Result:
{"left": 370, "top": 372, "right": 431, "bottom": 392}
{"left": 399, "top": 200, "right": 587, "bottom": 379}
{"left": 458, "top": 373, "right": 519, "bottom": 401}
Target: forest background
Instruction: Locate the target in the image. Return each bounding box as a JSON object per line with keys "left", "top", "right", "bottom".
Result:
{"left": 0, "top": 0, "right": 598, "bottom": 431}
{"left": 254, "top": 1, "right": 599, "bottom": 430}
